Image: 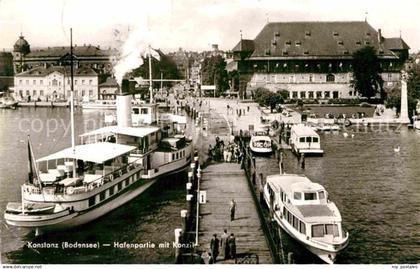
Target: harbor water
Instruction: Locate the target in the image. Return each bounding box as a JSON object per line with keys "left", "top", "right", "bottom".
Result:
{"left": 1, "top": 107, "right": 420, "bottom": 264}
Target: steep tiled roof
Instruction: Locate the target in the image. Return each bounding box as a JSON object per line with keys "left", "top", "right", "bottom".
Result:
{"left": 99, "top": 77, "right": 119, "bottom": 87}
{"left": 26, "top": 45, "right": 116, "bottom": 58}
{"left": 236, "top": 21, "right": 408, "bottom": 59}
{"left": 383, "top": 38, "right": 410, "bottom": 50}
{"left": 15, "top": 66, "right": 97, "bottom": 77}
{"left": 232, "top": 39, "right": 255, "bottom": 52}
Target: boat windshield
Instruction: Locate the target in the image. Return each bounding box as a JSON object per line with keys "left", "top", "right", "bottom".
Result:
{"left": 311, "top": 224, "right": 340, "bottom": 237}
{"left": 304, "top": 192, "right": 317, "bottom": 200}
{"left": 253, "top": 140, "right": 271, "bottom": 148}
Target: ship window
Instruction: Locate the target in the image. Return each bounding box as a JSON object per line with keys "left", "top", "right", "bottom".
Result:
{"left": 293, "top": 216, "right": 299, "bottom": 230}
{"left": 141, "top": 108, "right": 148, "bottom": 114}
{"left": 299, "top": 221, "right": 306, "bottom": 234}
{"left": 88, "top": 196, "right": 95, "bottom": 207}
{"left": 172, "top": 153, "right": 175, "bottom": 160}
{"left": 318, "top": 191, "right": 325, "bottom": 200}
{"left": 125, "top": 179, "right": 129, "bottom": 186}
{"left": 304, "top": 192, "right": 317, "bottom": 200}
{"left": 133, "top": 108, "right": 139, "bottom": 114}
{"left": 100, "top": 191, "right": 106, "bottom": 201}
{"left": 118, "top": 182, "right": 123, "bottom": 191}
{"left": 293, "top": 192, "right": 302, "bottom": 200}
{"left": 287, "top": 211, "right": 292, "bottom": 223}
{"left": 312, "top": 137, "right": 319, "bottom": 143}
{"left": 312, "top": 224, "right": 325, "bottom": 237}
{"left": 109, "top": 186, "right": 114, "bottom": 196}
{"left": 299, "top": 137, "right": 305, "bottom": 143}
{"left": 326, "top": 224, "right": 340, "bottom": 236}
{"left": 306, "top": 137, "right": 312, "bottom": 143}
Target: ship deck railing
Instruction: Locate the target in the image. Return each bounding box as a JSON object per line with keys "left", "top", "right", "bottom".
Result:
{"left": 24, "top": 160, "right": 143, "bottom": 196}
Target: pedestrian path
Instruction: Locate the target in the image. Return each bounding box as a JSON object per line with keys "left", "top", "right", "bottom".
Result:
{"left": 198, "top": 162, "right": 272, "bottom": 264}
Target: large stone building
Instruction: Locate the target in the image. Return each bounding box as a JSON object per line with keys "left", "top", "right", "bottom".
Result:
{"left": 12, "top": 66, "right": 98, "bottom": 101}
{"left": 229, "top": 21, "right": 410, "bottom": 99}
{"left": 12, "top": 34, "right": 117, "bottom": 74}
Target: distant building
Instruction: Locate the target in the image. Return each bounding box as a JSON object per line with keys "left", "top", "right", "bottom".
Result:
{"left": 12, "top": 34, "right": 117, "bottom": 74}
{"left": 12, "top": 66, "right": 98, "bottom": 101}
{"left": 98, "top": 77, "right": 119, "bottom": 100}
{"left": 229, "top": 21, "right": 410, "bottom": 99}
{"left": 167, "top": 48, "right": 191, "bottom": 80}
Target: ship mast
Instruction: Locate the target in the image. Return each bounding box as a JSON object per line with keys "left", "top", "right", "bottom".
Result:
{"left": 70, "top": 28, "right": 76, "bottom": 178}
{"left": 148, "top": 45, "right": 153, "bottom": 104}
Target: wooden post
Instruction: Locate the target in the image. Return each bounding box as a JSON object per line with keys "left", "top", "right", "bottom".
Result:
{"left": 300, "top": 153, "right": 305, "bottom": 169}
{"left": 279, "top": 152, "right": 284, "bottom": 174}
{"left": 181, "top": 209, "right": 188, "bottom": 232}
{"left": 288, "top": 252, "right": 294, "bottom": 264}
{"left": 188, "top": 171, "right": 193, "bottom": 183}
{"left": 186, "top": 194, "right": 193, "bottom": 218}
{"left": 174, "top": 228, "right": 183, "bottom": 262}
{"left": 186, "top": 182, "right": 192, "bottom": 195}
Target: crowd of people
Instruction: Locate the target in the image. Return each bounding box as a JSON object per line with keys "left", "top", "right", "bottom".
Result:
{"left": 202, "top": 230, "right": 237, "bottom": 264}
{"left": 208, "top": 136, "right": 243, "bottom": 164}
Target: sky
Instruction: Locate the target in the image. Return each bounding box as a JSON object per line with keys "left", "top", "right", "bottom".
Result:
{"left": 0, "top": 0, "right": 419, "bottom": 53}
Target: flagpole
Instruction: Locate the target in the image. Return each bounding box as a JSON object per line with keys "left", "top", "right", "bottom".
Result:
{"left": 70, "top": 28, "right": 76, "bottom": 178}
{"left": 149, "top": 45, "right": 153, "bottom": 104}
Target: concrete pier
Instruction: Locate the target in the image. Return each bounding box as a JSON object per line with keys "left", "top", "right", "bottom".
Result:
{"left": 197, "top": 162, "right": 272, "bottom": 264}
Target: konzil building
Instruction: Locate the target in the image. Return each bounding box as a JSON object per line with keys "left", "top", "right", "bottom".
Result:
{"left": 229, "top": 21, "right": 409, "bottom": 99}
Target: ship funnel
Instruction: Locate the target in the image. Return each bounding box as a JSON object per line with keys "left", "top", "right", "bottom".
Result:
{"left": 116, "top": 93, "right": 132, "bottom": 128}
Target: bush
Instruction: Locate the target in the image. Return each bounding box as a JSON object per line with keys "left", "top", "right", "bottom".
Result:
{"left": 327, "top": 98, "right": 363, "bottom": 105}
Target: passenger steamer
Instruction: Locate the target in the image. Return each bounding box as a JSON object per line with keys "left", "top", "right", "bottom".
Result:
{"left": 4, "top": 30, "right": 193, "bottom": 234}
{"left": 263, "top": 174, "right": 349, "bottom": 264}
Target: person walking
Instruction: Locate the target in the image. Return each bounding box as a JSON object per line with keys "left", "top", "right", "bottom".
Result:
{"left": 220, "top": 229, "right": 229, "bottom": 260}
{"left": 230, "top": 199, "right": 237, "bottom": 221}
{"left": 228, "top": 233, "right": 237, "bottom": 260}
{"left": 210, "top": 233, "right": 220, "bottom": 263}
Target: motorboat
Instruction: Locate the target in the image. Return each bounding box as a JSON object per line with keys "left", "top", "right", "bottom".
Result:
{"left": 290, "top": 124, "right": 324, "bottom": 156}
{"left": 263, "top": 174, "right": 349, "bottom": 264}
{"left": 249, "top": 130, "right": 273, "bottom": 155}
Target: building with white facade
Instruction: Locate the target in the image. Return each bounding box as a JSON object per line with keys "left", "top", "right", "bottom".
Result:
{"left": 229, "top": 21, "right": 410, "bottom": 99}
{"left": 13, "top": 66, "right": 98, "bottom": 101}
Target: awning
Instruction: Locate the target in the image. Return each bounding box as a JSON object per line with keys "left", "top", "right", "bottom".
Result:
{"left": 80, "top": 126, "right": 160, "bottom": 138}
{"left": 36, "top": 142, "right": 136, "bottom": 163}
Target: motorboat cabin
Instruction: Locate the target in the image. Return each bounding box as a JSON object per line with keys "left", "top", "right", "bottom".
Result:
{"left": 290, "top": 124, "right": 323, "bottom": 156}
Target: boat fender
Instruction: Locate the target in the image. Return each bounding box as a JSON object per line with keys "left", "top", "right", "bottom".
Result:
{"left": 88, "top": 184, "right": 94, "bottom": 191}
{"left": 109, "top": 174, "right": 114, "bottom": 181}
{"left": 127, "top": 165, "right": 131, "bottom": 172}
{"left": 119, "top": 170, "right": 123, "bottom": 177}
{"left": 66, "top": 187, "right": 74, "bottom": 195}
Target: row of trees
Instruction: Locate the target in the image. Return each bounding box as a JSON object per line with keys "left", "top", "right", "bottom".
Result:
{"left": 253, "top": 87, "right": 289, "bottom": 112}
{"left": 200, "top": 55, "right": 230, "bottom": 96}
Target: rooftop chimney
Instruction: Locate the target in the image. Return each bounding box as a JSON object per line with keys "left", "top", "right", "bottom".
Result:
{"left": 378, "top": 29, "right": 382, "bottom": 44}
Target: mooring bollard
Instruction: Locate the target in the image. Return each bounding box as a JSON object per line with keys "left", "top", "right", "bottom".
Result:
{"left": 188, "top": 171, "right": 193, "bottom": 183}
{"left": 288, "top": 252, "right": 294, "bottom": 264}
{"left": 186, "top": 194, "right": 193, "bottom": 218}
{"left": 174, "top": 228, "right": 183, "bottom": 262}
{"left": 181, "top": 210, "right": 188, "bottom": 232}
{"left": 186, "top": 182, "right": 192, "bottom": 195}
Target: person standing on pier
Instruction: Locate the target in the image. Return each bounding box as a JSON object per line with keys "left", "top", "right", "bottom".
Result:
{"left": 210, "top": 233, "right": 220, "bottom": 263}
{"left": 230, "top": 199, "right": 237, "bottom": 221}
{"left": 228, "top": 233, "right": 237, "bottom": 260}
{"left": 220, "top": 229, "right": 229, "bottom": 260}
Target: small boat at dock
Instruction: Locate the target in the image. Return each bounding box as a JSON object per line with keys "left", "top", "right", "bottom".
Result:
{"left": 263, "top": 174, "right": 349, "bottom": 264}
{"left": 249, "top": 129, "right": 273, "bottom": 155}
{"left": 290, "top": 124, "right": 324, "bottom": 156}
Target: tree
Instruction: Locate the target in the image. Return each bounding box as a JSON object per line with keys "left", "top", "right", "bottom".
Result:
{"left": 351, "top": 46, "right": 384, "bottom": 100}
{"left": 201, "top": 55, "right": 229, "bottom": 96}
{"left": 252, "top": 87, "right": 284, "bottom": 112}
{"left": 131, "top": 52, "right": 180, "bottom": 88}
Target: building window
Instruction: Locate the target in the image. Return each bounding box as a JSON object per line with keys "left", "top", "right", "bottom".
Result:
{"left": 324, "top": 91, "right": 330, "bottom": 98}
{"left": 40, "top": 80, "right": 43, "bottom": 85}
{"left": 52, "top": 79, "right": 58, "bottom": 86}
{"left": 308, "top": 91, "right": 314, "bottom": 99}
{"left": 387, "top": 73, "right": 392, "bottom": 81}
{"left": 82, "top": 80, "right": 85, "bottom": 85}
{"left": 333, "top": 91, "right": 339, "bottom": 99}
{"left": 89, "top": 79, "right": 92, "bottom": 85}
{"left": 33, "top": 90, "right": 36, "bottom": 96}
{"left": 292, "top": 91, "right": 298, "bottom": 98}
{"left": 82, "top": 90, "right": 86, "bottom": 96}
{"left": 300, "top": 91, "right": 306, "bottom": 99}
{"left": 89, "top": 90, "right": 93, "bottom": 96}
{"left": 33, "top": 80, "right": 36, "bottom": 85}
{"left": 326, "top": 74, "right": 335, "bottom": 82}
{"left": 75, "top": 80, "right": 78, "bottom": 85}
{"left": 26, "top": 90, "right": 30, "bottom": 96}
{"left": 349, "top": 91, "right": 353, "bottom": 96}
{"left": 316, "top": 91, "right": 322, "bottom": 99}
{"left": 19, "top": 90, "right": 23, "bottom": 96}
{"left": 26, "top": 80, "right": 29, "bottom": 85}
{"left": 19, "top": 80, "right": 22, "bottom": 85}
{"left": 40, "top": 90, "right": 44, "bottom": 96}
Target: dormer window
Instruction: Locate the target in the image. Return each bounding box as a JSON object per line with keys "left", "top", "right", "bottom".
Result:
{"left": 305, "top": 30, "right": 311, "bottom": 37}
{"left": 333, "top": 31, "right": 339, "bottom": 37}
{"left": 366, "top": 32, "right": 371, "bottom": 36}
{"left": 272, "top": 39, "right": 277, "bottom": 45}
{"left": 295, "top": 41, "right": 301, "bottom": 46}
{"left": 282, "top": 51, "right": 288, "bottom": 56}
{"left": 285, "top": 40, "right": 292, "bottom": 46}
{"left": 275, "top": 31, "right": 280, "bottom": 37}
{"left": 365, "top": 41, "right": 370, "bottom": 45}
{"left": 343, "top": 50, "right": 349, "bottom": 55}
{"left": 264, "top": 49, "right": 271, "bottom": 55}
{"left": 337, "top": 40, "right": 344, "bottom": 45}
{"left": 356, "top": 41, "right": 361, "bottom": 45}
{"left": 304, "top": 50, "right": 309, "bottom": 55}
